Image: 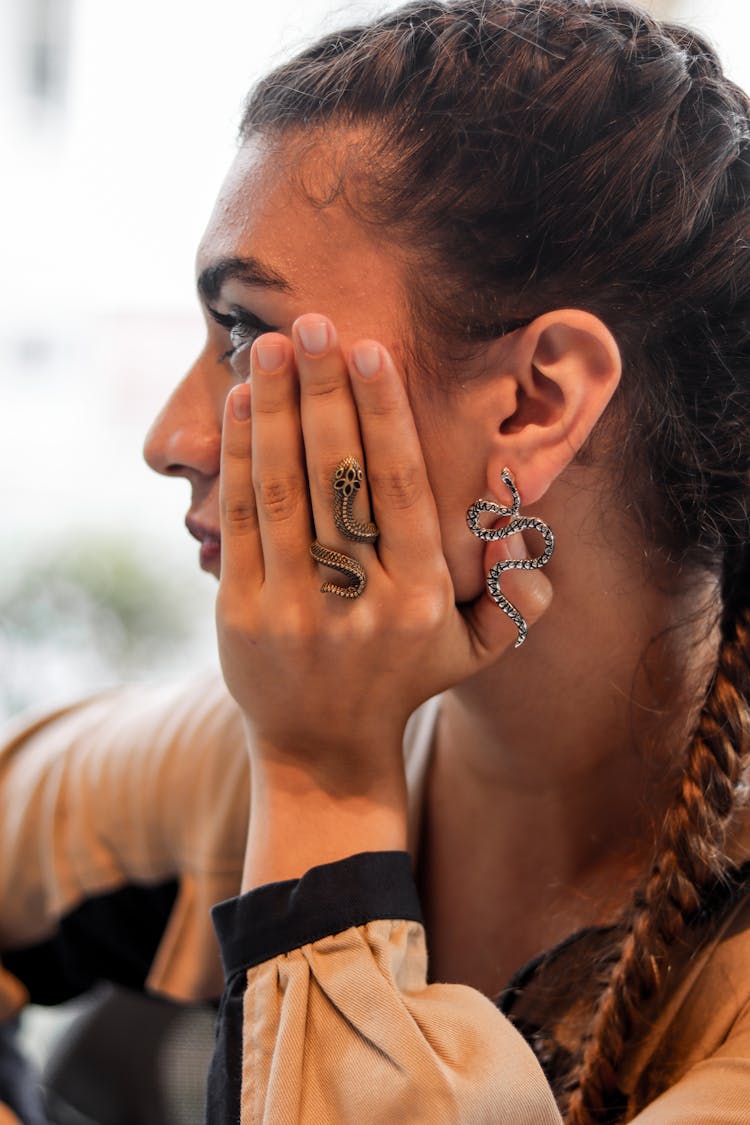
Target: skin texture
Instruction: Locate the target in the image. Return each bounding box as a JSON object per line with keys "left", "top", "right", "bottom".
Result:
{"left": 144, "top": 137, "right": 725, "bottom": 995}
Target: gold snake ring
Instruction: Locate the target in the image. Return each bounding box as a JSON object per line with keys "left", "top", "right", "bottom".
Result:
{"left": 311, "top": 456, "right": 379, "bottom": 598}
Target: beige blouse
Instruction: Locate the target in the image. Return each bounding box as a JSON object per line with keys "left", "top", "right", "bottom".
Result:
{"left": 0, "top": 674, "right": 749, "bottom": 1122}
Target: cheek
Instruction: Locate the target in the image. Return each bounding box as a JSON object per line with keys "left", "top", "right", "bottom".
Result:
{"left": 416, "top": 423, "right": 489, "bottom": 603}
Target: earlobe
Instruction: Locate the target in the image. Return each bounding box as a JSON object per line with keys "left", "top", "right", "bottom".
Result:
{"left": 489, "top": 309, "right": 622, "bottom": 505}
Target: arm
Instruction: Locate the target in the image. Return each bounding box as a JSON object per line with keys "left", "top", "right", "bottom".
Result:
{"left": 0, "top": 676, "right": 247, "bottom": 1016}
{"left": 209, "top": 852, "right": 563, "bottom": 1125}
{"left": 217, "top": 318, "right": 552, "bottom": 889}
{"left": 212, "top": 316, "right": 557, "bottom": 1122}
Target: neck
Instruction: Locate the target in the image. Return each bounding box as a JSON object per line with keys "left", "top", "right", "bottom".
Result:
{"left": 436, "top": 488, "right": 721, "bottom": 901}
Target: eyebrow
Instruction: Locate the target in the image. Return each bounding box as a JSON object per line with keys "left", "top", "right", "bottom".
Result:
{"left": 196, "top": 255, "right": 294, "bottom": 303}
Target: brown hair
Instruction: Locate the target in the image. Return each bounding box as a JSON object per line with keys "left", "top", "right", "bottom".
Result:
{"left": 241, "top": 2, "right": 750, "bottom": 1120}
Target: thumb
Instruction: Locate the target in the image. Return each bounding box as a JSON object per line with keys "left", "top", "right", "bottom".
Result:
{"left": 469, "top": 530, "right": 553, "bottom": 656}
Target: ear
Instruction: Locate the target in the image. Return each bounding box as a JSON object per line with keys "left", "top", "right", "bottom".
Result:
{"left": 486, "top": 309, "right": 622, "bottom": 505}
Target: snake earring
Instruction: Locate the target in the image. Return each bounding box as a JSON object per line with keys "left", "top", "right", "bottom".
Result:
{"left": 466, "top": 467, "right": 555, "bottom": 647}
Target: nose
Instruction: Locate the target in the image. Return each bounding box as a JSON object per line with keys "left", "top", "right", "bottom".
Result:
{"left": 143, "top": 358, "right": 223, "bottom": 480}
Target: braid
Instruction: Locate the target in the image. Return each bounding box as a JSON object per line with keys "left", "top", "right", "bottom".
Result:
{"left": 566, "top": 553, "right": 750, "bottom": 1124}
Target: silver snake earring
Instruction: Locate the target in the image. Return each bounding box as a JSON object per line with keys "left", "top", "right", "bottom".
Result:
{"left": 466, "top": 467, "right": 555, "bottom": 648}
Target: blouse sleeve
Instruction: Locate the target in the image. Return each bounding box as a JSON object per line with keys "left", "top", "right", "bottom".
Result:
{"left": 209, "top": 851, "right": 563, "bottom": 1125}
{"left": 0, "top": 675, "right": 248, "bottom": 1017}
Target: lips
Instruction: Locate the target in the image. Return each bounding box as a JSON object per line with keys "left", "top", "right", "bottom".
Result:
{"left": 186, "top": 515, "right": 221, "bottom": 572}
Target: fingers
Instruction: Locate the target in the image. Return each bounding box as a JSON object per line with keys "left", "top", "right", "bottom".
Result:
{"left": 347, "top": 340, "right": 444, "bottom": 579}
{"left": 221, "top": 313, "right": 549, "bottom": 663}
{"left": 247, "top": 335, "right": 314, "bottom": 587}
{"left": 292, "top": 319, "right": 449, "bottom": 594}
{"left": 218, "top": 310, "right": 551, "bottom": 751}
{"left": 220, "top": 350, "right": 314, "bottom": 592}
{"left": 294, "top": 316, "right": 373, "bottom": 554}
{"left": 221, "top": 315, "right": 384, "bottom": 604}
{"left": 219, "top": 383, "right": 263, "bottom": 588}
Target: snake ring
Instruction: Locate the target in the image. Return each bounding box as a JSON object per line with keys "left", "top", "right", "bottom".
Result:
{"left": 311, "top": 456, "right": 379, "bottom": 598}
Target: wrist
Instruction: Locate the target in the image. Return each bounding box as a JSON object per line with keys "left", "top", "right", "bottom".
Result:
{"left": 242, "top": 757, "right": 408, "bottom": 891}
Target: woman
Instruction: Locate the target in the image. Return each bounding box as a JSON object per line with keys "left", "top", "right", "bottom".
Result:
{"left": 1, "top": 1, "right": 749, "bottom": 1122}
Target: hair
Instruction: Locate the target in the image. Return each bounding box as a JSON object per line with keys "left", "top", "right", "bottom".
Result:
{"left": 240, "top": 2, "right": 750, "bottom": 1121}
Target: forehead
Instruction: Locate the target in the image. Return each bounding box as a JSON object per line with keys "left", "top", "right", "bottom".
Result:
{"left": 196, "top": 134, "right": 407, "bottom": 338}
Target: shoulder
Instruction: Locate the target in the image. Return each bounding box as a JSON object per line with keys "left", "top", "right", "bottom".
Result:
{"left": 0, "top": 666, "right": 244, "bottom": 783}
{"left": 627, "top": 874, "right": 750, "bottom": 1107}
{"left": 0, "top": 673, "right": 248, "bottom": 876}
{"left": 0, "top": 681, "right": 436, "bottom": 873}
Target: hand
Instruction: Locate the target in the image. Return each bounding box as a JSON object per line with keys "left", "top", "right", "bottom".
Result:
{"left": 215, "top": 315, "right": 552, "bottom": 881}
{"left": 217, "top": 314, "right": 552, "bottom": 777}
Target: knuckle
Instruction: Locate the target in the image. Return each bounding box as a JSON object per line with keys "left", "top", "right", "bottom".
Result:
{"left": 216, "top": 596, "right": 254, "bottom": 639}
{"left": 272, "top": 604, "right": 315, "bottom": 644}
{"left": 255, "top": 474, "right": 305, "bottom": 523}
{"left": 222, "top": 431, "right": 251, "bottom": 461}
{"left": 424, "top": 588, "right": 453, "bottom": 628}
{"left": 218, "top": 608, "right": 245, "bottom": 640}
{"left": 221, "top": 494, "right": 257, "bottom": 534}
{"left": 370, "top": 462, "right": 422, "bottom": 510}
{"left": 252, "top": 390, "right": 288, "bottom": 416}
{"left": 304, "top": 372, "right": 342, "bottom": 399}
{"left": 407, "top": 588, "right": 450, "bottom": 634}
{"left": 360, "top": 388, "right": 402, "bottom": 417}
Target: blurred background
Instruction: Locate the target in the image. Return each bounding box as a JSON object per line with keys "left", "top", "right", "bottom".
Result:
{"left": 1, "top": 0, "right": 749, "bottom": 721}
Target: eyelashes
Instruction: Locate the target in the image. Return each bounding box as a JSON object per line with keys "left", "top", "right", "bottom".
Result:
{"left": 207, "top": 304, "right": 276, "bottom": 365}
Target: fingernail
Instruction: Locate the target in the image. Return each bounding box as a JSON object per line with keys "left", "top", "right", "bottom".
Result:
{"left": 352, "top": 343, "right": 381, "bottom": 378}
{"left": 506, "top": 531, "right": 528, "bottom": 560}
{"left": 256, "top": 342, "right": 284, "bottom": 372}
{"left": 231, "top": 385, "right": 251, "bottom": 420}
{"left": 297, "top": 319, "right": 329, "bottom": 356}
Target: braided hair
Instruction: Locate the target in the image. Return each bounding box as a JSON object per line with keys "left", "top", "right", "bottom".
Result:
{"left": 566, "top": 548, "right": 750, "bottom": 1122}
{"left": 240, "top": 3, "right": 750, "bottom": 1120}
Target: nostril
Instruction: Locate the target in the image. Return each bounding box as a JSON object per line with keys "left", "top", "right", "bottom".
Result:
{"left": 143, "top": 421, "right": 222, "bottom": 481}
{"left": 143, "top": 418, "right": 190, "bottom": 477}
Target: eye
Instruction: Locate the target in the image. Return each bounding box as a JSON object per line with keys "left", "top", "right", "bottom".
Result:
{"left": 224, "top": 320, "right": 259, "bottom": 363}
{"left": 207, "top": 305, "right": 276, "bottom": 367}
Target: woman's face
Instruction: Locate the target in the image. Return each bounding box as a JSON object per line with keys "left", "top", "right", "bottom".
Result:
{"left": 144, "top": 136, "right": 492, "bottom": 601}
